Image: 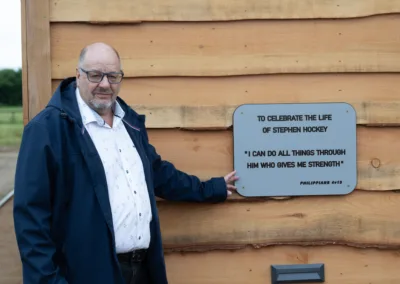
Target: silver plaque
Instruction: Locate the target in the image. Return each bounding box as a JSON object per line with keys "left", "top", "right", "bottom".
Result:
{"left": 233, "top": 103, "right": 357, "bottom": 197}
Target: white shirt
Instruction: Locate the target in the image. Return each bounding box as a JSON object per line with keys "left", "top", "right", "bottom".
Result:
{"left": 76, "top": 89, "right": 152, "bottom": 253}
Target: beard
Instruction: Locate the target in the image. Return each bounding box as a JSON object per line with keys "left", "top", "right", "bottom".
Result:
{"left": 89, "top": 97, "right": 113, "bottom": 111}
{"left": 89, "top": 87, "right": 115, "bottom": 111}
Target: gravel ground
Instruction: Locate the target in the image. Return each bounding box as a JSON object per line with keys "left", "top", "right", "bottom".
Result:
{"left": 0, "top": 151, "right": 18, "bottom": 200}
{"left": 0, "top": 197, "right": 22, "bottom": 284}
{"left": 0, "top": 151, "right": 21, "bottom": 283}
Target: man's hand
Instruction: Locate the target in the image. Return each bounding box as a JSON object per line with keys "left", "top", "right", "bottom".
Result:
{"left": 224, "top": 170, "right": 239, "bottom": 196}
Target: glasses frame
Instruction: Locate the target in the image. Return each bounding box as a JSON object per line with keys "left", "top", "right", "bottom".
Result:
{"left": 79, "top": 68, "right": 124, "bottom": 84}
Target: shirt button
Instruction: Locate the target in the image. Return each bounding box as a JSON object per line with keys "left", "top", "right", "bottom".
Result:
{"left": 139, "top": 213, "right": 141, "bottom": 216}
{"left": 134, "top": 191, "right": 137, "bottom": 194}
{"left": 138, "top": 236, "right": 141, "bottom": 240}
{"left": 119, "top": 149, "right": 121, "bottom": 152}
{"left": 126, "top": 170, "right": 129, "bottom": 173}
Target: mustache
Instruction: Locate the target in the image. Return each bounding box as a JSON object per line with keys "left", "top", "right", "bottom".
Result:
{"left": 92, "top": 88, "right": 113, "bottom": 95}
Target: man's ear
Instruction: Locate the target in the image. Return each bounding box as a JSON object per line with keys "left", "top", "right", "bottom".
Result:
{"left": 75, "top": 68, "right": 80, "bottom": 86}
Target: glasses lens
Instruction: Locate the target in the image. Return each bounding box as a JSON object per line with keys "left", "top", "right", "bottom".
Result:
{"left": 87, "top": 71, "right": 103, "bottom": 83}
{"left": 108, "top": 74, "right": 123, "bottom": 83}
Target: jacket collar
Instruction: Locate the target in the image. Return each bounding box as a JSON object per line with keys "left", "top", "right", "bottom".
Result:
{"left": 47, "top": 77, "right": 146, "bottom": 131}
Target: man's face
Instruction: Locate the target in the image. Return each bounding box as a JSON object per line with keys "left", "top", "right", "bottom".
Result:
{"left": 76, "top": 48, "right": 122, "bottom": 114}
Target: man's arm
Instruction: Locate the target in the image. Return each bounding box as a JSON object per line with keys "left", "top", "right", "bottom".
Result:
{"left": 142, "top": 131, "right": 237, "bottom": 202}
{"left": 13, "top": 122, "right": 68, "bottom": 283}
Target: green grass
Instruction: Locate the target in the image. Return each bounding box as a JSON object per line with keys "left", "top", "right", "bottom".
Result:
{"left": 0, "top": 106, "right": 23, "bottom": 148}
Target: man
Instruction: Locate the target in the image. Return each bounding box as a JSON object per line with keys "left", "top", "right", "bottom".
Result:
{"left": 13, "top": 42, "right": 238, "bottom": 284}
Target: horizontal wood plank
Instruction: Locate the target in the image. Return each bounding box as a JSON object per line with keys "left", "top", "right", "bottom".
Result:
{"left": 131, "top": 102, "right": 400, "bottom": 128}
{"left": 53, "top": 73, "right": 400, "bottom": 126}
{"left": 164, "top": 246, "right": 400, "bottom": 283}
{"left": 158, "top": 191, "right": 400, "bottom": 250}
{"left": 51, "top": 15, "right": 400, "bottom": 78}
{"left": 148, "top": 127, "right": 400, "bottom": 191}
{"left": 50, "top": 0, "right": 400, "bottom": 22}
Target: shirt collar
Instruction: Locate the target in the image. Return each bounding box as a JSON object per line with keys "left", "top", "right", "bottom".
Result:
{"left": 75, "top": 87, "right": 125, "bottom": 128}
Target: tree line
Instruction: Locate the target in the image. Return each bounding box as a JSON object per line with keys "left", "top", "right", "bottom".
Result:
{"left": 0, "top": 68, "right": 22, "bottom": 106}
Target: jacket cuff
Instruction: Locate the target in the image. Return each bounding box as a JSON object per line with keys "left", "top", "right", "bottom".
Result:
{"left": 209, "top": 177, "right": 228, "bottom": 202}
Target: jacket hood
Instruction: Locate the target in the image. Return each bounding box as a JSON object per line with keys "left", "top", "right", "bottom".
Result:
{"left": 47, "top": 77, "right": 146, "bottom": 128}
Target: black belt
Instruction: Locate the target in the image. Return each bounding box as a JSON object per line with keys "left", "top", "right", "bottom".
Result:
{"left": 117, "top": 249, "right": 147, "bottom": 263}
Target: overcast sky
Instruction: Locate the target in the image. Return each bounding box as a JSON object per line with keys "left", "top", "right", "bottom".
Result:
{"left": 0, "top": 0, "right": 22, "bottom": 69}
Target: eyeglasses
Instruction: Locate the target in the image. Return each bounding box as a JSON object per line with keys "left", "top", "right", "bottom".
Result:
{"left": 80, "top": 68, "right": 124, "bottom": 84}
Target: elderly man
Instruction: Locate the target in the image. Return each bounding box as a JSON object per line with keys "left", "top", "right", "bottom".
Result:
{"left": 13, "top": 42, "right": 238, "bottom": 284}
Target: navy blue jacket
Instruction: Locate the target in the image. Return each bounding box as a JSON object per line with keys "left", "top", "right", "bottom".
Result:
{"left": 13, "top": 77, "right": 228, "bottom": 284}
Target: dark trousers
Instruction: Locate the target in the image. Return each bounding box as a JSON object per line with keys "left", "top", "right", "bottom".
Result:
{"left": 118, "top": 250, "right": 149, "bottom": 284}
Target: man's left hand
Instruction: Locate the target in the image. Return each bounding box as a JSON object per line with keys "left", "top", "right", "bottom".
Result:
{"left": 224, "top": 170, "right": 239, "bottom": 196}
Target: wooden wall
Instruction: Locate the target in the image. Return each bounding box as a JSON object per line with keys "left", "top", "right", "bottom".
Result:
{"left": 21, "top": 0, "right": 400, "bottom": 283}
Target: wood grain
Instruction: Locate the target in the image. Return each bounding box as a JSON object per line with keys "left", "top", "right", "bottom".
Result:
{"left": 131, "top": 102, "right": 400, "bottom": 128}
{"left": 158, "top": 191, "right": 400, "bottom": 250}
{"left": 147, "top": 127, "right": 400, "bottom": 191}
{"left": 164, "top": 246, "right": 400, "bottom": 284}
{"left": 53, "top": 73, "right": 400, "bottom": 126}
{"left": 50, "top": 15, "right": 400, "bottom": 78}
{"left": 21, "top": 0, "right": 28, "bottom": 125}
{"left": 25, "top": 0, "right": 52, "bottom": 120}
{"left": 50, "top": 0, "right": 400, "bottom": 22}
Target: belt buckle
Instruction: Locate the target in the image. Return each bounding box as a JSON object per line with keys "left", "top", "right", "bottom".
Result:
{"left": 131, "top": 250, "right": 144, "bottom": 263}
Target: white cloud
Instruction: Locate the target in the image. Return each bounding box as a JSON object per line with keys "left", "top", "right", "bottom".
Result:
{"left": 0, "top": 0, "right": 22, "bottom": 69}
